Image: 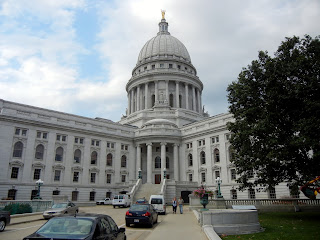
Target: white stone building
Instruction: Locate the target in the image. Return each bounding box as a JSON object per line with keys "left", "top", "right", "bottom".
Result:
{"left": 0, "top": 15, "right": 292, "bottom": 202}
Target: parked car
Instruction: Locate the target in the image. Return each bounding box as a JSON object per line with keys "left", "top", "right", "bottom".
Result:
{"left": 23, "top": 213, "right": 126, "bottom": 240}
{"left": 149, "top": 195, "right": 166, "bottom": 215}
{"left": 0, "top": 210, "right": 10, "bottom": 232}
{"left": 96, "top": 198, "right": 112, "bottom": 205}
{"left": 125, "top": 204, "right": 158, "bottom": 228}
{"left": 112, "top": 195, "right": 130, "bottom": 208}
{"left": 43, "top": 202, "right": 78, "bottom": 220}
{"left": 135, "top": 197, "right": 148, "bottom": 204}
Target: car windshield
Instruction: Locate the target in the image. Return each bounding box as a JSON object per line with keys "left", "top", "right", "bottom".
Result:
{"left": 151, "top": 199, "right": 162, "bottom": 204}
{"left": 36, "top": 218, "right": 93, "bottom": 239}
{"left": 130, "top": 205, "right": 148, "bottom": 211}
{"left": 52, "top": 203, "right": 68, "bottom": 208}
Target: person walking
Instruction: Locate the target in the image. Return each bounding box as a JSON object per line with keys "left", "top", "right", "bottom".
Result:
{"left": 172, "top": 197, "right": 177, "bottom": 214}
{"left": 178, "top": 196, "right": 184, "bottom": 214}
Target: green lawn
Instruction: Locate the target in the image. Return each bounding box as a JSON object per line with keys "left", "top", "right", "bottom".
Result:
{"left": 221, "top": 212, "right": 320, "bottom": 240}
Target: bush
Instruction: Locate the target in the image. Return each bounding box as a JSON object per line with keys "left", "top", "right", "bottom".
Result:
{"left": 4, "top": 203, "right": 32, "bottom": 215}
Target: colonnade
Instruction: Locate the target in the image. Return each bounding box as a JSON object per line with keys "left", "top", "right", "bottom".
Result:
{"left": 135, "top": 142, "right": 179, "bottom": 183}
{"left": 127, "top": 80, "right": 202, "bottom": 115}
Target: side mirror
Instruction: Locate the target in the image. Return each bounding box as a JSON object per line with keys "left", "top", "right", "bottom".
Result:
{"left": 119, "top": 227, "right": 126, "bottom": 233}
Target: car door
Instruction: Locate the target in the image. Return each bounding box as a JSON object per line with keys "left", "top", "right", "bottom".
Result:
{"left": 106, "top": 216, "right": 125, "bottom": 240}
{"left": 93, "top": 217, "right": 115, "bottom": 240}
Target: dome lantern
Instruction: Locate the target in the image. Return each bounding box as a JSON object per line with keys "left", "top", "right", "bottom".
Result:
{"left": 158, "top": 10, "right": 169, "bottom": 35}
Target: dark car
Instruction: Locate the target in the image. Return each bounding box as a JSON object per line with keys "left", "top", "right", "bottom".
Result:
{"left": 125, "top": 204, "right": 158, "bottom": 228}
{"left": 0, "top": 210, "right": 10, "bottom": 232}
{"left": 135, "top": 198, "right": 148, "bottom": 204}
{"left": 23, "top": 213, "right": 126, "bottom": 240}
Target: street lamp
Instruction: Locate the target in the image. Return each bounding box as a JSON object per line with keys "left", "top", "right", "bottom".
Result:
{"left": 35, "top": 179, "right": 43, "bottom": 199}
{"left": 215, "top": 177, "right": 223, "bottom": 198}
{"left": 163, "top": 168, "right": 167, "bottom": 179}
{"left": 138, "top": 168, "right": 142, "bottom": 179}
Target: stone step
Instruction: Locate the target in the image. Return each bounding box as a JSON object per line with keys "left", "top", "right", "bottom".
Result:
{"left": 133, "top": 183, "right": 162, "bottom": 202}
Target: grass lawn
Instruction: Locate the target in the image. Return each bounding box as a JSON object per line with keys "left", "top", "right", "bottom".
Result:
{"left": 221, "top": 212, "right": 320, "bottom": 240}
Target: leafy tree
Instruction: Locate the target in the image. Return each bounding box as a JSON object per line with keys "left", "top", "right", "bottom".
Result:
{"left": 227, "top": 35, "right": 320, "bottom": 191}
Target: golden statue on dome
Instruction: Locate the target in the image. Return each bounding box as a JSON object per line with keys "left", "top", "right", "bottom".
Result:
{"left": 161, "top": 10, "right": 166, "bottom": 19}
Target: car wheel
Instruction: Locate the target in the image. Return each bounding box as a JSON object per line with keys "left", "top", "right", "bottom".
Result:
{"left": 0, "top": 220, "right": 6, "bottom": 232}
{"left": 126, "top": 221, "right": 130, "bottom": 227}
{"left": 149, "top": 219, "right": 154, "bottom": 228}
{"left": 113, "top": 205, "right": 115, "bottom": 208}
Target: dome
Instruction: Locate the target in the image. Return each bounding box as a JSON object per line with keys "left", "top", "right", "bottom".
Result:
{"left": 142, "top": 119, "right": 178, "bottom": 128}
{"left": 137, "top": 18, "right": 191, "bottom": 64}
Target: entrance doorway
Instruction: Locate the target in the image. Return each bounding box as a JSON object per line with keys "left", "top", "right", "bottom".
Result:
{"left": 155, "top": 174, "right": 161, "bottom": 184}
{"left": 181, "top": 191, "right": 192, "bottom": 203}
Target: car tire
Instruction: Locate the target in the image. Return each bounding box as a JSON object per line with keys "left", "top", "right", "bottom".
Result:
{"left": 149, "top": 219, "right": 154, "bottom": 228}
{"left": 0, "top": 220, "right": 6, "bottom": 232}
{"left": 113, "top": 205, "right": 115, "bottom": 208}
{"left": 126, "top": 221, "right": 130, "bottom": 227}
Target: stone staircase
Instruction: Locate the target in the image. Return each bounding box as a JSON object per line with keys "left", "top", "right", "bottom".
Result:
{"left": 133, "top": 183, "right": 162, "bottom": 203}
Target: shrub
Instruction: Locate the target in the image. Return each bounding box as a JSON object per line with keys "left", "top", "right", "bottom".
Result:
{"left": 4, "top": 203, "right": 32, "bottom": 215}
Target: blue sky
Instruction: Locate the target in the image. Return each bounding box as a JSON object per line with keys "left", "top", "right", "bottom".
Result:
{"left": 0, "top": 0, "right": 319, "bottom": 122}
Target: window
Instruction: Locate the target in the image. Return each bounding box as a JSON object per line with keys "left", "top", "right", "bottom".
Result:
{"left": 15, "top": 128, "right": 20, "bottom": 135}
{"left": 107, "top": 142, "right": 115, "bottom": 149}
{"left": 188, "top": 154, "right": 193, "bottom": 166}
{"left": 73, "top": 172, "right": 79, "bottom": 182}
{"left": 91, "top": 151, "right": 97, "bottom": 165}
{"left": 268, "top": 187, "right": 276, "bottom": 199}
{"left": 31, "top": 190, "right": 38, "bottom": 200}
{"left": 169, "top": 64, "right": 173, "bottom": 68}
{"left": 15, "top": 128, "right": 27, "bottom": 136}
{"left": 106, "top": 153, "right": 113, "bottom": 166}
{"left": 56, "top": 134, "right": 67, "bottom": 142}
{"left": 144, "top": 66, "right": 147, "bottom": 70}
{"left": 121, "top": 155, "right": 127, "bottom": 168}
{"left": 249, "top": 188, "right": 256, "bottom": 199}
{"left": 55, "top": 147, "right": 63, "bottom": 161}
{"left": 201, "top": 172, "right": 206, "bottom": 183}
{"left": 74, "top": 149, "right": 81, "bottom": 163}
{"left": 33, "top": 169, "right": 41, "bottom": 180}
{"left": 121, "top": 144, "right": 128, "bottom": 151}
{"left": 152, "top": 64, "right": 155, "bottom": 69}
{"left": 106, "top": 192, "right": 112, "bottom": 198}
{"left": 231, "top": 189, "right": 237, "bottom": 199}
{"left": 215, "top": 170, "right": 220, "bottom": 180}
{"left": 91, "top": 140, "right": 100, "bottom": 147}
{"left": 160, "top": 63, "right": 164, "bottom": 68}
{"left": 11, "top": 167, "right": 19, "bottom": 179}
{"left": 177, "top": 65, "right": 181, "bottom": 69}
{"left": 89, "top": 191, "right": 95, "bottom": 201}
{"left": 72, "top": 191, "right": 78, "bottom": 201}
{"left": 155, "top": 156, "right": 161, "bottom": 168}
{"left": 186, "top": 143, "right": 193, "bottom": 149}
{"left": 8, "top": 189, "right": 17, "bottom": 200}
{"left": 214, "top": 149, "right": 220, "bottom": 163}
{"left": 75, "top": 137, "right": 84, "bottom": 144}
{"left": 166, "top": 157, "right": 169, "bottom": 169}
{"left": 200, "top": 151, "right": 206, "bottom": 164}
{"left": 169, "top": 94, "right": 174, "bottom": 107}
{"left": 54, "top": 170, "right": 61, "bottom": 181}
{"left": 37, "top": 131, "right": 47, "bottom": 139}
{"left": 13, "top": 141, "right": 23, "bottom": 158}
{"left": 212, "top": 136, "right": 219, "bottom": 143}
{"left": 90, "top": 173, "right": 96, "bottom": 183}
{"left": 53, "top": 190, "right": 60, "bottom": 195}
{"left": 189, "top": 174, "right": 193, "bottom": 182}
{"left": 121, "top": 175, "right": 126, "bottom": 182}
{"left": 185, "top": 67, "right": 188, "bottom": 70}
{"left": 289, "top": 185, "right": 300, "bottom": 198}
{"left": 231, "top": 169, "right": 236, "bottom": 180}
{"left": 106, "top": 174, "right": 111, "bottom": 184}
{"left": 35, "top": 144, "right": 44, "bottom": 160}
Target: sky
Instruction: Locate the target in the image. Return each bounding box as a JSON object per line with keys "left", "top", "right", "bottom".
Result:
{"left": 0, "top": 0, "right": 319, "bottom": 122}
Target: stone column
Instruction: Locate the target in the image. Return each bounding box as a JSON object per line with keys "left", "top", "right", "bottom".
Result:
{"left": 145, "top": 82, "right": 149, "bottom": 109}
{"left": 136, "top": 144, "right": 141, "bottom": 179}
{"left": 174, "top": 143, "right": 179, "bottom": 181}
{"left": 155, "top": 81, "right": 158, "bottom": 103}
{"left": 128, "top": 91, "right": 131, "bottom": 114}
{"left": 192, "top": 85, "right": 196, "bottom": 111}
{"left": 200, "top": 91, "right": 203, "bottom": 114}
{"left": 197, "top": 88, "right": 201, "bottom": 113}
{"left": 147, "top": 143, "right": 152, "bottom": 183}
{"left": 160, "top": 142, "right": 166, "bottom": 182}
{"left": 176, "top": 81, "right": 179, "bottom": 108}
{"left": 185, "top": 84, "right": 189, "bottom": 110}
{"left": 130, "top": 89, "right": 134, "bottom": 113}
{"left": 165, "top": 80, "right": 169, "bottom": 102}
{"left": 137, "top": 85, "right": 140, "bottom": 111}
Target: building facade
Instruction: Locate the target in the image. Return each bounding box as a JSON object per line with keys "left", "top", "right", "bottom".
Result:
{"left": 0, "top": 15, "right": 293, "bottom": 202}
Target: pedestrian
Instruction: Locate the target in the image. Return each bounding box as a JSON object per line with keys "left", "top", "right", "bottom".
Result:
{"left": 178, "top": 196, "right": 184, "bottom": 214}
{"left": 172, "top": 197, "right": 177, "bottom": 214}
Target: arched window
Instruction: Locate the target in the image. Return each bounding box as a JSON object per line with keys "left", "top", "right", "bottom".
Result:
{"left": 13, "top": 141, "right": 23, "bottom": 158}
{"left": 74, "top": 149, "right": 81, "bottom": 163}
{"left": 121, "top": 155, "right": 127, "bottom": 168}
{"left": 200, "top": 151, "right": 206, "bottom": 165}
{"left": 55, "top": 147, "right": 63, "bottom": 161}
{"left": 214, "top": 149, "right": 220, "bottom": 163}
{"left": 169, "top": 94, "right": 174, "bottom": 107}
{"left": 166, "top": 157, "right": 169, "bottom": 169}
{"left": 35, "top": 144, "right": 44, "bottom": 159}
{"left": 188, "top": 154, "right": 193, "bottom": 166}
{"left": 106, "top": 153, "right": 113, "bottom": 166}
{"left": 155, "top": 156, "right": 161, "bottom": 168}
{"left": 91, "top": 151, "right": 97, "bottom": 165}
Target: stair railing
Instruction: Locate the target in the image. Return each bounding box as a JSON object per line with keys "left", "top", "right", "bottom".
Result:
{"left": 127, "top": 178, "right": 142, "bottom": 205}
{"left": 160, "top": 178, "right": 167, "bottom": 195}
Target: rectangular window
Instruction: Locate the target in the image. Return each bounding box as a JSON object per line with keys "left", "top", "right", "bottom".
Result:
{"left": 54, "top": 170, "right": 61, "bottom": 181}
{"left": 215, "top": 171, "right": 220, "bottom": 179}
{"left": 160, "top": 63, "right": 164, "bottom": 68}
{"left": 73, "top": 172, "right": 79, "bottom": 182}
{"left": 91, "top": 140, "right": 100, "bottom": 146}
{"left": 169, "top": 64, "right": 173, "bottom": 68}
{"left": 15, "top": 128, "right": 27, "bottom": 136}
{"left": 37, "top": 131, "right": 42, "bottom": 138}
{"left": 249, "top": 189, "right": 256, "bottom": 199}
{"left": 106, "top": 174, "right": 111, "bottom": 184}
{"left": 231, "top": 169, "right": 236, "bottom": 180}
{"left": 11, "top": 167, "right": 19, "bottom": 179}
{"left": 22, "top": 129, "right": 27, "bottom": 136}
{"left": 62, "top": 135, "right": 66, "bottom": 142}
{"left": 15, "top": 128, "right": 20, "bottom": 135}
{"left": 89, "top": 192, "right": 95, "bottom": 201}
{"left": 80, "top": 138, "right": 84, "bottom": 144}
{"left": 56, "top": 135, "right": 61, "bottom": 141}
{"left": 43, "top": 132, "right": 47, "bottom": 139}
{"left": 231, "top": 189, "right": 237, "bottom": 199}
{"left": 90, "top": 173, "right": 96, "bottom": 183}
{"left": 212, "top": 136, "right": 219, "bottom": 143}
{"left": 121, "top": 175, "right": 126, "bottom": 183}
{"left": 268, "top": 187, "right": 276, "bottom": 199}
{"left": 152, "top": 65, "right": 155, "bottom": 69}
{"left": 201, "top": 172, "right": 206, "bottom": 183}
{"left": 189, "top": 174, "right": 193, "bottom": 182}
{"left": 75, "top": 137, "right": 78, "bottom": 143}
{"left": 33, "top": 169, "right": 41, "bottom": 180}
{"left": 72, "top": 191, "right": 78, "bottom": 201}
{"left": 177, "top": 65, "right": 181, "bottom": 69}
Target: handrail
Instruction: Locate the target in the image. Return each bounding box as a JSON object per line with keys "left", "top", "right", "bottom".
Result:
{"left": 160, "top": 179, "right": 167, "bottom": 195}
{"left": 127, "top": 179, "right": 142, "bottom": 204}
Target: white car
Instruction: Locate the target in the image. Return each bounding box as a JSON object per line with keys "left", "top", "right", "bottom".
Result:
{"left": 112, "top": 195, "right": 130, "bottom": 208}
{"left": 96, "top": 198, "right": 112, "bottom": 205}
{"left": 149, "top": 195, "right": 166, "bottom": 214}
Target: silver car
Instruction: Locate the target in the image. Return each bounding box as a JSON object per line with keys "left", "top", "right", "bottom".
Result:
{"left": 43, "top": 202, "right": 78, "bottom": 220}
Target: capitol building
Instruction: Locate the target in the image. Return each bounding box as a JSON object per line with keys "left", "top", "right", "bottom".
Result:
{"left": 0, "top": 14, "right": 291, "bottom": 202}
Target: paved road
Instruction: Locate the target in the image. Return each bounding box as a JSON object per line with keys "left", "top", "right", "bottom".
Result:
{"left": 1, "top": 205, "right": 207, "bottom": 240}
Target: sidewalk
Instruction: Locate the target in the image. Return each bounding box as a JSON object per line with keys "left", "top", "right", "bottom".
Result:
{"left": 145, "top": 208, "right": 208, "bottom": 240}
{"left": 10, "top": 212, "right": 43, "bottom": 225}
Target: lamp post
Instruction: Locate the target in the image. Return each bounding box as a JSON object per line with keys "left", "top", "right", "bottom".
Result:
{"left": 35, "top": 179, "right": 43, "bottom": 199}
{"left": 138, "top": 168, "right": 142, "bottom": 179}
{"left": 163, "top": 168, "right": 167, "bottom": 180}
{"left": 215, "top": 177, "right": 223, "bottom": 198}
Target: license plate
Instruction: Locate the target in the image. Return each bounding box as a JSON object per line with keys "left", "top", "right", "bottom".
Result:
{"left": 134, "top": 219, "right": 139, "bottom": 223}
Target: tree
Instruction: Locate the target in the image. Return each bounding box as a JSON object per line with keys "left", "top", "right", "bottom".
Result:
{"left": 227, "top": 35, "right": 320, "bottom": 192}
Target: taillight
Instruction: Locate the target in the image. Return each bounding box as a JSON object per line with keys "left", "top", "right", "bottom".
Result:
{"left": 142, "top": 211, "right": 151, "bottom": 217}
{"left": 126, "top": 211, "right": 132, "bottom": 216}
